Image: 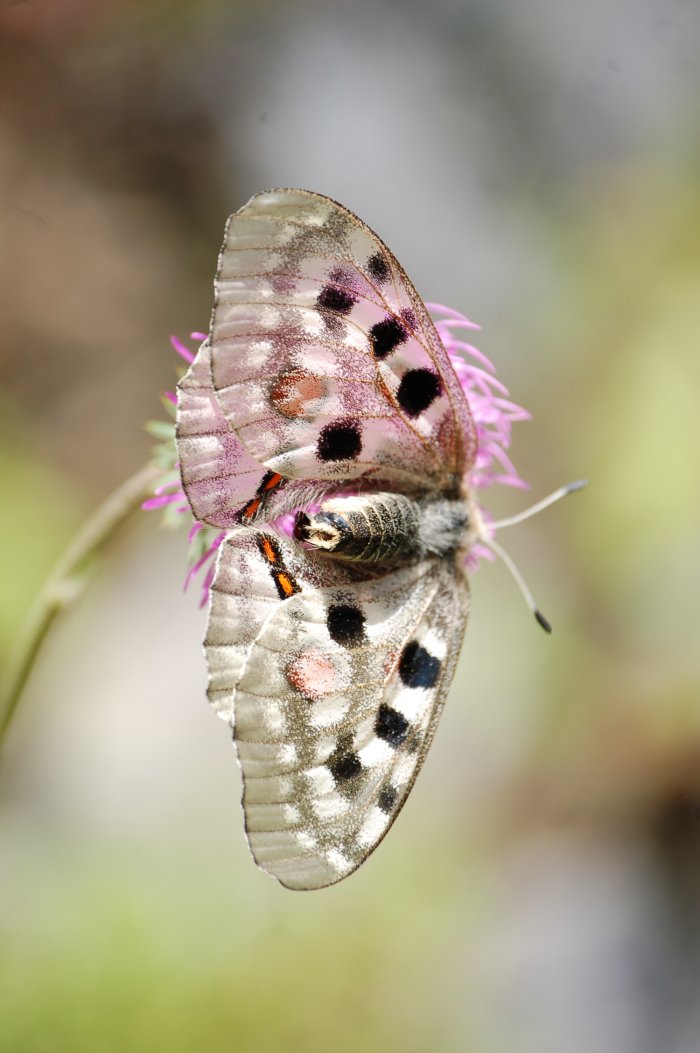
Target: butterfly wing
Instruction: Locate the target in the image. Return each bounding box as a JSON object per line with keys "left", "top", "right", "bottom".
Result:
{"left": 209, "top": 188, "right": 477, "bottom": 493}
{"left": 206, "top": 530, "right": 469, "bottom": 890}
{"left": 175, "top": 339, "right": 272, "bottom": 528}
{"left": 176, "top": 338, "right": 316, "bottom": 527}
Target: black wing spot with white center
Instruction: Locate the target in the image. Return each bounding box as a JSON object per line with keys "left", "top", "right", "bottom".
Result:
{"left": 375, "top": 703, "right": 409, "bottom": 748}
{"left": 398, "top": 640, "right": 441, "bottom": 689}
{"left": 396, "top": 368, "right": 442, "bottom": 418}
{"left": 369, "top": 316, "right": 408, "bottom": 360}
{"left": 326, "top": 604, "right": 366, "bottom": 648}
{"left": 317, "top": 419, "right": 362, "bottom": 462}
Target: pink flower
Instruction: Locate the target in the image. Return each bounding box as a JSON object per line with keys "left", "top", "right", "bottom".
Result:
{"left": 144, "top": 309, "right": 530, "bottom": 602}
{"left": 142, "top": 331, "right": 225, "bottom": 607}
{"left": 427, "top": 304, "right": 530, "bottom": 566}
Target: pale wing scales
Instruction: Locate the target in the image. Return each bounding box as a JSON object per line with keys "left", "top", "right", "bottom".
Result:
{"left": 209, "top": 188, "right": 476, "bottom": 491}
{"left": 176, "top": 339, "right": 322, "bottom": 525}
{"left": 175, "top": 339, "right": 268, "bottom": 527}
{"left": 206, "top": 533, "right": 468, "bottom": 890}
{"left": 204, "top": 531, "right": 278, "bottom": 723}
{"left": 205, "top": 530, "right": 351, "bottom": 724}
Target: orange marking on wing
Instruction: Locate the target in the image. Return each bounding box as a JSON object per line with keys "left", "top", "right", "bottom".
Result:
{"left": 261, "top": 537, "right": 278, "bottom": 564}
{"left": 263, "top": 472, "right": 282, "bottom": 491}
{"left": 242, "top": 497, "right": 261, "bottom": 520}
{"left": 275, "top": 573, "right": 295, "bottom": 597}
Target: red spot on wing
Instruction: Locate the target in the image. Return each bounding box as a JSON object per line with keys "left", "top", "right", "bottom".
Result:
{"left": 286, "top": 653, "right": 338, "bottom": 701}
{"left": 270, "top": 370, "right": 327, "bottom": 419}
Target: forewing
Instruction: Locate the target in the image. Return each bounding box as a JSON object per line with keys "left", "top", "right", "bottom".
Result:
{"left": 206, "top": 530, "right": 469, "bottom": 890}
{"left": 209, "top": 188, "right": 476, "bottom": 492}
{"left": 176, "top": 340, "right": 334, "bottom": 527}
{"left": 175, "top": 339, "right": 271, "bottom": 528}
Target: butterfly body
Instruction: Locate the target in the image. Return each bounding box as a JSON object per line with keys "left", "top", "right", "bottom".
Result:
{"left": 176, "top": 189, "right": 480, "bottom": 889}
{"left": 294, "top": 491, "right": 470, "bottom": 564}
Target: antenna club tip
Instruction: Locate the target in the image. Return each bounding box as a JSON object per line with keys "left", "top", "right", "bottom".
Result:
{"left": 535, "top": 609, "right": 552, "bottom": 634}
{"left": 568, "top": 479, "right": 588, "bottom": 493}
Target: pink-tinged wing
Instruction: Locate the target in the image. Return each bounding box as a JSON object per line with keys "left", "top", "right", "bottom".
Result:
{"left": 209, "top": 189, "right": 477, "bottom": 493}
{"left": 206, "top": 529, "right": 469, "bottom": 890}
{"left": 175, "top": 339, "right": 272, "bottom": 528}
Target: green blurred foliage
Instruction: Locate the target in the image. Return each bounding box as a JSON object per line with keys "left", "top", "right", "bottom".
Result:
{"left": 0, "top": 411, "right": 85, "bottom": 663}
{"left": 0, "top": 826, "right": 492, "bottom": 1053}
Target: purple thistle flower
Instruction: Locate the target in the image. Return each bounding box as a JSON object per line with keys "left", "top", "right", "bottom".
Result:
{"left": 144, "top": 309, "right": 530, "bottom": 601}
{"left": 142, "top": 332, "right": 225, "bottom": 606}
{"left": 427, "top": 303, "right": 530, "bottom": 567}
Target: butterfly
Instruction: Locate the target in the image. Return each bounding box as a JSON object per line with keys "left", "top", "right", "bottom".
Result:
{"left": 174, "top": 189, "right": 500, "bottom": 889}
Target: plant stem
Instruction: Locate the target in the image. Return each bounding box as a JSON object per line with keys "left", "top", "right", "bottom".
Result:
{"left": 0, "top": 463, "right": 161, "bottom": 751}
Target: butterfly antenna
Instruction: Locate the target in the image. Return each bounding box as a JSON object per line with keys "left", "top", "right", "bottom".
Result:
{"left": 479, "top": 480, "right": 587, "bottom": 633}
{"left": 489, "top": 479, "right": 587, "bottom": 531}
{"left": 480, "top": 534, "right": 552, "bottom": 633}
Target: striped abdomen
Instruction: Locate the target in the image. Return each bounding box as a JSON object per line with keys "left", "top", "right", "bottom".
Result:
{"left": 293, "top": 492, "right": 468, "bottom": 563}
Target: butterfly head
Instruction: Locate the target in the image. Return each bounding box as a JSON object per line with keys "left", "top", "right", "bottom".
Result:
{"left": 293, "top": 510, "right": 346, "bottom": 551}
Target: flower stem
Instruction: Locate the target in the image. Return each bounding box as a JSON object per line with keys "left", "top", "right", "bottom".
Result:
{"left": 0, "top": 463, "right": 161, "bottom": 751}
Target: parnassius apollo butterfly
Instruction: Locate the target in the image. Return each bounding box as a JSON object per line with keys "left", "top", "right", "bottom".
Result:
{"left": 175, "top": 189, "right": 529, "bottom": 890}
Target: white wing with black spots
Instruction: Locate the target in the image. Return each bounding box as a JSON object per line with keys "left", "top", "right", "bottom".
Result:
{"left": 206, "top": 530, "right": 469, "bottom": 890}
{"left": 177, "top": 189, "right": 484, "bottom": 890}
{"left": 209, "top": 189, "right": 477, "bottom": 493}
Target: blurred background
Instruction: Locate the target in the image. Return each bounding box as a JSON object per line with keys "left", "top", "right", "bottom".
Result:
{"left": 1, "top": 1, "right": 699, "bottom": 1050}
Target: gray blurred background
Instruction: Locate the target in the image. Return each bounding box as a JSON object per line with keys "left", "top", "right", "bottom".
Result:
{"left": 1, "top": 2, "right": 699, "bottom": 1051}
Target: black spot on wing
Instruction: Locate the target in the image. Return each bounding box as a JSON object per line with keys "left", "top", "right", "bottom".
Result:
{"left": 396, "top": 368, "right": 442, "bottom": 418}
{"left": 377, "top": 784, "right": 398, "bottom": 813}
{"left": 327, "top": 604, "right": 366, "bottom": 648}
{"left": 375, "top": 703, "right": 409, "bottom": 747}
{"left": 328, "top": 741, "right": 363, "bottom": 784}
{"left": 317, "top": 419, "right": 362, "bottom": 462}
{"left": 398, "top": 640, "right": 441, "bottom": 689}
{"left": 366, "top": 252, "right": 390, "bottom": 283}
{"left": 369, "top": 316, "right": 407, "bottom": 360}
{"left": 317, "top": 284, "right": 356, "bottom": 315}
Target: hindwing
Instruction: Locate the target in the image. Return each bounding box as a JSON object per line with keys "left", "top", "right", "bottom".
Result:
{"left": 206, "top": 530, "right": 469, "bottom": 890}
